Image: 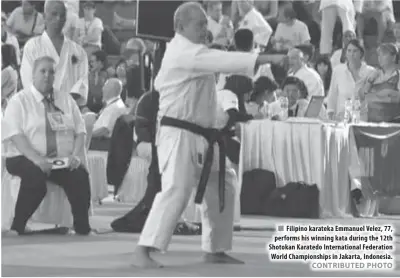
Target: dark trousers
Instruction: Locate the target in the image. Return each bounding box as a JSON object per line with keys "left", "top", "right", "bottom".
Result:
{"left": 6, "top": 156, "right": 91, "bottom": 234}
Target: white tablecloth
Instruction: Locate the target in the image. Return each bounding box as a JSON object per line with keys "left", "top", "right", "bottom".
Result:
{"left": 87, "top": 151, "right": 109, "bottom": 203}
{"left": 238, "top": 120, "right": 364, "bottom": 218}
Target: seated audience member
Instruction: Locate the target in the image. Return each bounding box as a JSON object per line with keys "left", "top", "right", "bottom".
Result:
{"left": 272, "top": 4, "right": 311, "bottom": 51}
{"left": 315, "top": 55, "right": 333, "bottom": 95}
{"left": 92, "top": 78, "right": 128, "bottom": 138}
{"left": 88, "top": 50, "right": 108, "bottom": 113}
{"left": 1, "top": 13, "right": 20, "bottom": 65}
{"left": 358, "top": 43, "right": 400, "bottom": 122}
{"left": 355, "top": 0, "right": 395, "bottom": 46}
{"left": 327, "top": 39, "right": 374, "bottom": 120}
{"left": 250, "top": 76, "right": 279, "bottom": 105}
{"left": 79, "top": 1, "right": 103, "bottom": 56}
{"left": 2, "top": 44, "right": 19, "bottom": 112}
{"left": 2, "top": 56, "right": 91, "bottom": 235}
{"left": 248, "top": 76, "right": 279, "bottom": 118}
{"left": 330, "top": 30, "right": 356, "bottom": 69}
{"left": 295, "top": 44, "right": 315, "bottom": 66}
{"left": 217, "top": 29, "right": 275, "bottom": 90}
{"left": 235, "top": 0, "right": 273, "bottom": 47}
{"left": 287, "top": 48, "right": 325, "bottom": 98}
{"left": 6, "top": 0, "right": 45, "bottom": 46}
{"left": 279, "top": 76, "right": 327, "bottom": 119}
{"left": 206, "top": 1, "right": 233, "bottom": 46}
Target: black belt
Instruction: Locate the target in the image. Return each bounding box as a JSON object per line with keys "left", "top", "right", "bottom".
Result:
{"left": 160, "top": 116, "right": 227, "bottom": 212}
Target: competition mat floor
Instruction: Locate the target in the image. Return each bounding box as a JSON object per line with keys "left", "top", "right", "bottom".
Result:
{"left": 2, "top": 200, "right": 400, "bottom": 277}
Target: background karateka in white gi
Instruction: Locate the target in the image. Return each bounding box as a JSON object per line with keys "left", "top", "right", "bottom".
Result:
{"left": 20, "top": 0, "right": 88, "bottom": 108}
{"left": 132, "top": 2, "right": 283, "bottom": 268}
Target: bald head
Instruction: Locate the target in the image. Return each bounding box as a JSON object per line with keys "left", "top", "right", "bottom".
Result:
{"left": 102, "top": 78, "right": 123, "bottom": 101}
{"left": 44, "top": 0, "right": 67, "bottom": 34}
{"left": 173, "top": 2, "right": 208, "bottom": 44}
{"left": 287, "top": 48, "right": 304, "bottom": 71}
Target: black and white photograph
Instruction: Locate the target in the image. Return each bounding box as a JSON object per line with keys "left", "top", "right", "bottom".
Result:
{"left": 1, "top": 0, "right": 400, "bottom": 277}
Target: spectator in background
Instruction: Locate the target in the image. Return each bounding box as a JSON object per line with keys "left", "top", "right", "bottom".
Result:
{"left": 2, "top": 44, "right": 19, "bottom": 112}
{"left": 251, "top": 76, "right": 278, "bottom": 106}
{"left": 206, "top": 1, "right": 233, "bottom": 46}
{"left": 87, "top": 50, "right": 108, "bottom": 113}
{"left": 121, "top": 40, "right": 147, "bottom": 111}
{"left": 20, "top": 0, "right": 88, "bottom": 108}
{"left": 80, "top": 1, "right": 103, "bottom": 56}
{"left": 295, "top": 44, "right": 315, "bottom": 66}
{"left": 62, "top": 0, "right": 81, "bottom": 43}
{"left": 235, "top": 0, "right": 273, "bottom": 48}
{"left": 355, "top": 0, "right": 395, "bottom": 46}
{"left": 279, "top": 76, "right": 327, "bottom": 119}
{"left": 314, "top": 55, "right": 333, "bottom": 95}
{"left": 1, "top": 13, "right": 20, "bottom": 65}
{"left": 287, "top": 48, "right": 325, "bottom": 98}
{"left": 271, "top": 4, "right": 311, "bottom": 52}
{"left": 330, "top": 30, "right": 356, "bottom": 68}
{"left": 319, "top": 0, "right": 356, "bottom": 55}
{"left": 327, "top": 39, "right": 374, "bottom": 120}
{"left": 115, "top": 59, "right": 129, "bottom": 103}
{"left": 92, "top": 78, "right": 128, "bottom": 138}
{"left": 6, "top": 0, "right": 45, "bottom": 46}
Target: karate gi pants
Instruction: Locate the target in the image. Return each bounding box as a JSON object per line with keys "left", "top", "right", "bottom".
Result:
{"left": 138, "top": 128, "right": 235, "bottom": 253}
{"left": 320, "top": 6, "right": 355, "bottom": 54}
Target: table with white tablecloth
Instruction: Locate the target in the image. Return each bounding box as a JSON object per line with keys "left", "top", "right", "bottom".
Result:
{"left": 238, "top": 119, "right": 400, "bottom": 218}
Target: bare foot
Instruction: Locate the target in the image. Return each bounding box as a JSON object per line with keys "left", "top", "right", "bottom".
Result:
{"left": 132, "top": 246, "right": 163, "bottom": 268}
{"left": 203, "top": 252, "right": 244, "bottom": 264}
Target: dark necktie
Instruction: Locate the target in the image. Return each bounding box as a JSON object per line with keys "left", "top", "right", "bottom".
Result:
{"left": 43, "top": 97, "right": 58, "bottom": 157}
{"left": 1, "top": 32, "right": 7, "bottom": 43}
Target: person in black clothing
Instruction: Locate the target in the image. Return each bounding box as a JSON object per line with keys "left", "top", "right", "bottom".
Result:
{"left": 110, "top": 90, "right": 200, "bottom": 235}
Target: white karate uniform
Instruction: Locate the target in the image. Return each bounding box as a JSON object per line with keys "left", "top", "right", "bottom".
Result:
{"left": 138, "top": 33, "right": 257, "bottom": 252}
{"left": 20, "top": 32, "right": 89, "bottom": 107}
{"left": 215, "top": 89, "right": 241, "bottom": 226}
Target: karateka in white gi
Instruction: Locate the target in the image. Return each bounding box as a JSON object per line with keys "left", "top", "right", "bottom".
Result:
{"left": 20, "top": 0, "right": 88, "bottom": 108}
{"left": 132, "top": 2, "right": 281, "bottom": 268}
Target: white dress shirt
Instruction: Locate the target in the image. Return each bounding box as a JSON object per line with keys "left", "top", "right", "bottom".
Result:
{"left": 79, "top": 17, "right": 104, "bottom": 48}
{"left": 93, "top": 97, "right": 127, "bottom": 136}
{"left": 327, "top": 62, "right": 375, "bottom": 114}
{"left": 238, "top": 7, "right": 273, "bottom": 46}
{"left": 289, "top": 65, "right": 325, "bottom": 98}
{"left": 274, "top": 20, "right": 311, "bottom": 50}
{"left": 330, "top": 49, "right": 343, "bottom": 69}
{"left": 20, "top": 32, "right": 89, "bottom": 106}
{"left": 2, "top": 31, "right": 20, "bottom": 64}
{"left": 2, "top": 85, "right": 86, "bottom": 158}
